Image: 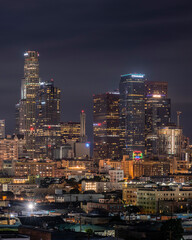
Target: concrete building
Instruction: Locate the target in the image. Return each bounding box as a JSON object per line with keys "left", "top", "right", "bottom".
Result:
{"left": 87, "top": 198, "right": 124, "bottom": 213}
{"left": 55, "top": 192, "right": 104, "bottom": 203}
{"left": 74, "top": 142, "right": 90, "bottom": 158}
{"left": 158, "top": 124, "right": 183, "bottom": 157}
{"left": 81, "top": 180, "right": 122, "bottom": 193}
{"left": 0, "top": 120, "right": 5, "bottom": 139}
{"left": 0, "top": 137, "right": 18, "bottom": 169}
{"left": 136, "top": 185, "right": 192, "bottom": 214}
{"left": 122, "top": 157, "right": 171, "bottom": 179}
{"left": 2, "top": 183, "right": 37, "bottom": 195}
{"left": 14, "top": 160, "right": 56, "bottom": 178}
{"left": 109, "top": 169, "right": 124, "bottom": 182}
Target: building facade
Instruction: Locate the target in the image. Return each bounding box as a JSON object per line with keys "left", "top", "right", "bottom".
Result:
{"left": 158, "top": 124, "right": 183, "bottom": 157}
{"left": 18, "top": 51, "right": 40, "bottom": 157}
{"left": 93, "top": 91, "right": 120, "bottom": 160}
{"left": 145, "top": 81, "right": 171, "bottom": 156}
{"left": 0, "top": 137, "right": 18, "bottom": 169}
{"left": 0, "top": 120, "right": 5, "bottom": 139}
{"left": 14, "top": 160, "right": 56, "bottom": 178}
{"left": 119, "top": 74, "right": 145, "bottom": 159}
{"left": 60, "top": 122, "right": 80, "bottom": 144}
{"left": 35, "top": 80, "right": 61, "bottom": 159}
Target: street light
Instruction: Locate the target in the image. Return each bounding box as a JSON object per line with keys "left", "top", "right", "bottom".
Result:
{"left": 28, "top": 203, "right": 35, "bottom": 210}
{"left": 28, "top": 202, "right": 35, "bottom": 216}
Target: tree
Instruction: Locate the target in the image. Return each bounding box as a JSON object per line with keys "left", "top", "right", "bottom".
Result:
{"left": 85, "top": 228, "right": 93, "bottom": 240}
{"left": 69, "top": 189, "right": 80, "bottom": 194}
{"left": 160, "top": 219, "right": 184, "bottom": 240}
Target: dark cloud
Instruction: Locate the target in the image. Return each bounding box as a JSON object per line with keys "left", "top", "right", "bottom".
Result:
{"left": 0, "top": 0, "right": 191, "bottom": 141}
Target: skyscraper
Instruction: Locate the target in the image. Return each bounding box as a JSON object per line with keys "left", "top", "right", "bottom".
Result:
{"left": 22, "top": 51, "right": 40, "bottom": 132}
{"left": 119, "top": 74, "right": 145, "bottom": 159}
{"left": 144, "top": 81, "right": 171, "bottom": 155}
{"left": 18, "top": 51, "right": 40, "bottom": 157}
{"left": 35, "top": 79, "right": 61, "bottom": 159}
{"left": 158, "top": 124, "right": 182, "bottom": 157}
{"left": 60, "top": 122, "right": 81, "bottom": 144}
{"left": 80, "top": 110, "right": 87, "bottom": 143}
{"left": 145, "top": 81, "right": 168, "bottom": 98}
{"left": 0, "top": 120, "right": 5, "bottom": 139}
{"left": 93, "top": 91, "right": 120, "bottom": 160}
{"left": 36, "top": 79, "right": 61, "bottom": 126}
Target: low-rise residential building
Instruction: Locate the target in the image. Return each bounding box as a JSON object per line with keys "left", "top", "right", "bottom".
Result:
{"left": 55, "top": 193, "right": 104, "bottom": 203}
{"left": 123, "top": 186, "right": 138, "bottom": 205}
{"left": 81, "top": 180, "right": 122, "bottom": 193}
{"left": 87, "top": 198, "right": 124, "bottom": 213}
{"left": 14, "top": 160, "right": 56, "bottom": 178}
{"left": 2, "top": 183, "right": 38, "bottom": 195}
{"left": 122, "top": 159, "right": 170, "bottom": 179}
{"left": 123, "top": 181, "right": 192, "bottom": 214}
{"left": 137, "top": 185, "right": 192, "bottom": 214}
{"left": 109, "top": 169, "right": 124, "bottom": 182}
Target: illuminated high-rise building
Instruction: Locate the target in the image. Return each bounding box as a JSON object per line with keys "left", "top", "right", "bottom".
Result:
{"left": 119, "top": 74, "right": 145, "bottom": 159}
{"left": 22, "top": 51, "right": 40, "bottom": 132}
{"left": 93, "top": 91, "right": 120, "bottom": 160}
{"left": 35, "top": 79, "right": 61, "bottom": 159}
{"left": 35, "top": 124, "right": 61, "bottom": 159}
{"left": 145, "top": 81, "right": 168, "bottom": 98}
{"left": 145, "top": 81, "right": 171, "bottom": 155}
{"left": 0, "top": 120, "right": 5, "bottom": 139}
{"left": 36, "top": 79, "right": 61, "bottom": 126}
{"left": 60, "top": 122, "right": 80, "bottom": 144}
{"left": 80, "top": 110, "right": 87, "bottom": 143}
{"left": 18, "top": 51, "right": 40, "bottom": 157}
{"left": 158, "top": 124, "right": 182, "bottom": 157}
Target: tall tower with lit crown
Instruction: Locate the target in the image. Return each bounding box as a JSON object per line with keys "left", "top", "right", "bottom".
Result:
{"left": 119, "top": 73, "right": 145, "bottom": 159}
{"left": 19, "top": 51, "right": 40, "bottom": 157}
{"left": 23, "top": 51, "right": 40, "bottom": 130}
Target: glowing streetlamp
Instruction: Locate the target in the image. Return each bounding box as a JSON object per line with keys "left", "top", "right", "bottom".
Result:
{"left": 28, "top": 202, "right": 35, "bottom": 216}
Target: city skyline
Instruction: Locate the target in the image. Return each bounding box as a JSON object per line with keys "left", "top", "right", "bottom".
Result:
{"left": 0, "top": 2, "right": 192, "bottom": 238}
{"left": 0, "top": 50, "right": 191, "bottom": 144}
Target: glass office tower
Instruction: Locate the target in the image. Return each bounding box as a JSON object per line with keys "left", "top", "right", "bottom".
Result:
{"left": 35, "top": 80, "right": 61, "bottom": 159}
{"left": 20, "top": 51, "right": 40, "bottom": 157}
{"left": 145, "top": 81, "right": 171, "bottom": 156}
{"left": 93, "top": 91, "right": 120, "bottom": 160}
{"left": 119, "top": 74, "right": 145, "bottom": 159}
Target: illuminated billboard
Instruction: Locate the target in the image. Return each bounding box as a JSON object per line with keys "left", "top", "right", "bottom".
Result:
{"left": 133, "top": 151, "right": 143, "bottom": 160}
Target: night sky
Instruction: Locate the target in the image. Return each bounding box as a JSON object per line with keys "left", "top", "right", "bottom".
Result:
{"left": 0, "top": 0, "right": 192, "bottom": 142}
